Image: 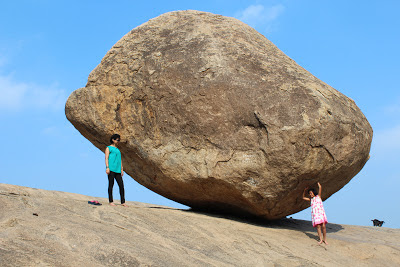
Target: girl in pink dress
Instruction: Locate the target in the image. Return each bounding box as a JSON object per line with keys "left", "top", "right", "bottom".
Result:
{"left": 303, "top": 182, "right": 328, "bottom": 244}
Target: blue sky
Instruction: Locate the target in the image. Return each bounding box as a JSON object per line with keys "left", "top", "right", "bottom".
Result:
{"left": 1, "top": 0, "right": 399, "bottom": 228}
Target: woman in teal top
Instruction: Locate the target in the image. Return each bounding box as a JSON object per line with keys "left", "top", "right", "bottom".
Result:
{"left": 105, "top": 134, "right": 126, "bottom": 206}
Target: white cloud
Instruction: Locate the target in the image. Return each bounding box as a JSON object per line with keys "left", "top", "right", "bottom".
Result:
{"left": 384, "top": 102, "right": 400, "bottom": 114}
{"left": 0, "top": 56, "right": 7, "bottom": 68}
{"left": 0, "top": 75, "right": 28, "bottom": 110}
{"left": 42, "top": 126, "right": 59, "bottom": 136}
{"left": 0, "top": 73, "right": 67, "bottom": 112}
{"left": 235, "top": 4, "right": 285, "bottom": 32}
{"left": 238, "top": 4, "right": 265, "bottom": 22}
{"left": 371, "top": 125, "right": 400, "bottom": 157}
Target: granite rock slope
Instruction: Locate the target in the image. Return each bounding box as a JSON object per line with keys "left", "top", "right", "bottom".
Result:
{"left": 65, "top": 10, "right": 372, "bottom": 219}
{"left": 1, "top": 184, "right": 399, "bottom": 267}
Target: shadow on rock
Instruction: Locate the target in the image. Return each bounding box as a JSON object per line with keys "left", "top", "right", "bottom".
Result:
{"left": 146, "top": 206, "right": 187, "bottom": 211}
{"left": 184, "top": 208, "right": 343, "bottom": 234}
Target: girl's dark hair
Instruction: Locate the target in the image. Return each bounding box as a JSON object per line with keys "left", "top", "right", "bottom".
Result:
{"left": 110, "top": 134, "right": 120, "bottom": 144}
{"left": 309, "top": 188, "right": 318, "bottom": 196}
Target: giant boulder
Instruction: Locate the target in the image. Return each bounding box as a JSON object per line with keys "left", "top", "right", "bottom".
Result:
{"left": 65, "top": 10, "right": 372, "bottom": 219}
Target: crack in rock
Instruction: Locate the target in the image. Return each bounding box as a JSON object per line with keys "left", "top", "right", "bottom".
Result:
{"left": 254, "top": 111, "right": 270, "bottom": 145}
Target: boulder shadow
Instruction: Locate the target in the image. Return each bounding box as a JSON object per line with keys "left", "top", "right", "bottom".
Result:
{"left": 183, "top": 208, "right": 343, "bottom": 234}
{"left": 146, "top": 206, "right": 186, "bottom": 211}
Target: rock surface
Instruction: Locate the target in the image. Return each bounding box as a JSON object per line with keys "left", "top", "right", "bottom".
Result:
{"left": 1, "top": 183, "right": 399, "bottom": 267}
{"left": 65, "top": 10, "right": 372, "bottom": 219}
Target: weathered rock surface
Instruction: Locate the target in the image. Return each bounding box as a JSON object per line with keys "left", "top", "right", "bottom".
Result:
{"left": 1, "top": 183, "right": 399, "bottom": 267}
{"left": 65, "top": 10, "right": 372, "bottom": 219}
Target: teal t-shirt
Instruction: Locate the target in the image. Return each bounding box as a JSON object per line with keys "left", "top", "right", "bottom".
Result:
{"left": 107, "top": 146, "right": 121, "bottom": 173}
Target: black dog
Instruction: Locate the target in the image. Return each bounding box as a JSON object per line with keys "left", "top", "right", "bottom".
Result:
{"left": 371, "top": 219, "right": 384, "bottom": 227}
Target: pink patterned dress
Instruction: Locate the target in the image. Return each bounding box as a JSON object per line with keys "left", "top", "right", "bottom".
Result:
{"left": 311, "top": 195, "right": 328, "bottom": 227}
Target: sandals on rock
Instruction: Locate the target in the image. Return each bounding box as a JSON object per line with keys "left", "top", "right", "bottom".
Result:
{"left": 88, "top": 200, "right": 102, "bottom": 206}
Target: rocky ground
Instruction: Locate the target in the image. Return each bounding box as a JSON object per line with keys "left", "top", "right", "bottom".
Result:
{"left": 1, "top": 183, "right": 399, "bottom": 266}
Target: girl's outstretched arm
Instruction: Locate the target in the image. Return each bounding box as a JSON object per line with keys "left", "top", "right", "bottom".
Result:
{"left": 318, "top": 182, "right": 322, "bottom": 198}
{"left": 303, "top": 188, "right": 310, "bottom": 201}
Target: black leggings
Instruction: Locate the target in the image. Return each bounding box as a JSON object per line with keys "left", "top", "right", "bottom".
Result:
{"left": 108, "top": 171, "right": 125, "bottom": 204}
